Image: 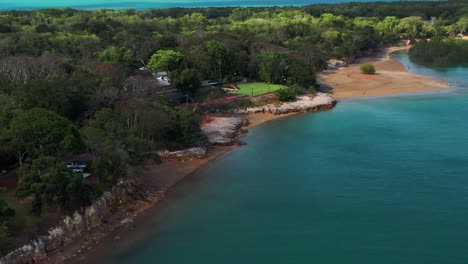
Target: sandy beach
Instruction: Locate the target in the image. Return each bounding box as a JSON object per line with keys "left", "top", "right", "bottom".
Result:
{"left": 318, "top": 46, "right": 450, "bottom": 99}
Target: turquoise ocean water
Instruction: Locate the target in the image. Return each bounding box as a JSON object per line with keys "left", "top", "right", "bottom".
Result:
{"left": 82, "top": 54, "right": 468, "bottom": 263}
{"left": 1, "top": 0, "right": 400, "bottom": 10}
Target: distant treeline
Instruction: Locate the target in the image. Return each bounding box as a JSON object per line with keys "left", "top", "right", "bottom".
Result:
{"left": 304, "top": 0, "right": 468, "bottom": 20}
{"left": 2, "top": 0, "right": 468, "bottom": 20}
{"left": 409, "top": 38, "right": 468, "bottom": 66}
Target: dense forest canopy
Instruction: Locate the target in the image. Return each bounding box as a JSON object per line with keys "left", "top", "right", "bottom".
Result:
{"left": 0, "top": 0, "right": 467, "bottom": 254}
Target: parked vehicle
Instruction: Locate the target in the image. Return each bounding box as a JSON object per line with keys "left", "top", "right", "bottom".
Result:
{"left": 67, "top": 161, "right": 87, "bottom": 173}
{"left": 67, "top": 161, "right": 86, "bottom": 169}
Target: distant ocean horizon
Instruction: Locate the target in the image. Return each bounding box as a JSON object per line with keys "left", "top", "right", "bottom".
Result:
{"left": 0, "top": 0, "right": 403, "bottom": 11}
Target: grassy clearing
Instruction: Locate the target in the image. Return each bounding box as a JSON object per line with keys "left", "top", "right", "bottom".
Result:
{"left": 228, "top": 82, "right": 285, "bottom": 97}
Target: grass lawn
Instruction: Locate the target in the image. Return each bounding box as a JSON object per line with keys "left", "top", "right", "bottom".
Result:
{"left": 228, "top": 82, "right": 285, "bottom": 97}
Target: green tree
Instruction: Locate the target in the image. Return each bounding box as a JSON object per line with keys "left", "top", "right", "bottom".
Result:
{"left": 376, "top": 16, "right": 400, "bottom": 43}
{"left": 14, "top": 78, "right": 91, "bottom": 121}
{"left": 147, "top": 49, "right": 184, "bottom": 72}
{"left": 276, "top": 87, "right": 297, "bottom": 102}
{"left": 0, "top": 95, "right": 18, "bottom": 135}
{"left": 16, "top": 155, "right": 85, "bottom": 216}
{"left": 0, "top": 95, "right": 19, "bottom": 167}
{"left": 98, "top": 46, "right": 134, "bottom": 66}
{"left": 205, "top": 41, "right": 232, "bottom": 81}
{"left": 287, "top": 59, "right": 316, "bottom": 88}
{"left": 177, "top": 110, "right": 205, "bottom": 146}
{"left": 0, "top": 188, "right": 15, "bottom": 240}
{"left": 119, "top": 98, "right": 205, "bottom": 148}
{"left": 186, "top": 45, "right": 211, "bottom": 77}
{"left": 449, "top": 17, "right": 468, "bottom": 36}
{"left": 6, "top": 108, "right": 82, "bottom": 169}
{"left": 321, "top": 30, "right": 341, "bottom": 48}
{"left": 258, "top": 52, "right": 289, "bottom": 84}
{"left": 81, "top": 109, "right": 156, "bottom": 186}
{"left": 170, "top": 69, "right": 201, "bottom": 104}
{"left": 456, "top": 17, "right": 468, "bottom": 34}
{"left": 320, "top": 13, "right": 346, "bottom": 28}
{"left": 398, "top": 17, "right": 424, "bottom": 39}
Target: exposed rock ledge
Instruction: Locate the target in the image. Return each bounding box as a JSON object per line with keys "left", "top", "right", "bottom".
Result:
{"left": 327, "top": 59, "right": 348, "bottom": 69}
{"left": 236, "top": 93, "right": 336, "bottom": 115}
{"left": 157, "top": 147, "right": 207, "bottom": 159}
{"left": 201, "top": 117, "right": 245, "bottom": 145}
{"left": 158, "top": 117, "right": 247, "bottom": 160}
{"left": 1, "top": 181, "right": 156, "bottom": 264}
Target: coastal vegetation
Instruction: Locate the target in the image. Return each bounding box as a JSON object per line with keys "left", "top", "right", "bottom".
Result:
{"left": 360, "top": 64, "right": 376, "bottom": 74}
{"left": 276, "top": 85, "right": 305, "bottom": 102}
{"left": 0, "top": 188, "right": 14, "bottom": 238}
{"left": 409, "top": 38, "right": 468, "bottom": 66}
{"left": 0, "top": 0, "right": 467, "bottom": 256}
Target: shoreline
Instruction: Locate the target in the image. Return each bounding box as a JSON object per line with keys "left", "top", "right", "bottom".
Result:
{"left": 46, "top": 146, "right": 237, "bottom": 263}
{"left": 47, "top": 112, "right": 311, "bottom": 263}
{"left": 318, "top": 46, "right": 450, "bottom": 99}
{"left": 50, "top": 107, "right": 335, "bottom": 264}
{"left": 48, "top": 46, "right": 447, "bottom": 263}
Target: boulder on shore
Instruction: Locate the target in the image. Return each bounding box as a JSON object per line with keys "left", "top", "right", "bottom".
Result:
{"left": 201, "top": 117, "right": 245, "bottom": 145}
{"left": 236, "top": 93, "right": 336, "bottom": 115}
{"left": 327, "top": 59, "right": 348, "bottom": 69}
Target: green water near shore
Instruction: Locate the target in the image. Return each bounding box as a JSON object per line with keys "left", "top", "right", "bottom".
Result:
{"left": 84, "top": 54, "right": 468, "bottom": 263}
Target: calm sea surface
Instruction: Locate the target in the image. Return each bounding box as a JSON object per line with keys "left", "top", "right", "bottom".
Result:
{"left": 1, "top": 0, "right": 401, "bottom": 10}
{"left": 83, "top": 54, "right": 468, "bottom": 264}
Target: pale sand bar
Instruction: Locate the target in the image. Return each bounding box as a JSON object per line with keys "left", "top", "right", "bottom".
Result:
{"left": 318, "top": 47, "right": 450, "bottom": 99}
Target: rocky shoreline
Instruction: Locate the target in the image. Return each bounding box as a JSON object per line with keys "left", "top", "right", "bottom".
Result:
{"left": 1, "top": 181, "right": 162, "bottom": 264}
{"left": 201, "top": 116, "right": 247, "bottom": 145}
{"left": 236, "top": 93, "right": 336, "bottom": 115}
{"left": 1, "top": 93, "right": 337, "bottom": 264}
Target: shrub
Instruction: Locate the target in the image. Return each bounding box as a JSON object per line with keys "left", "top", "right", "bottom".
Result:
{"left": 276, "top": 88, "right": 297, "bottom": 102}
{"left": 178, "top": 110, "right": 207, "bottom": 146}
{"left": 360, "top": 63, "right": 376, "bottom": 74}
{"left": 289, "top": 84, "right": 305, "bottom": 95}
